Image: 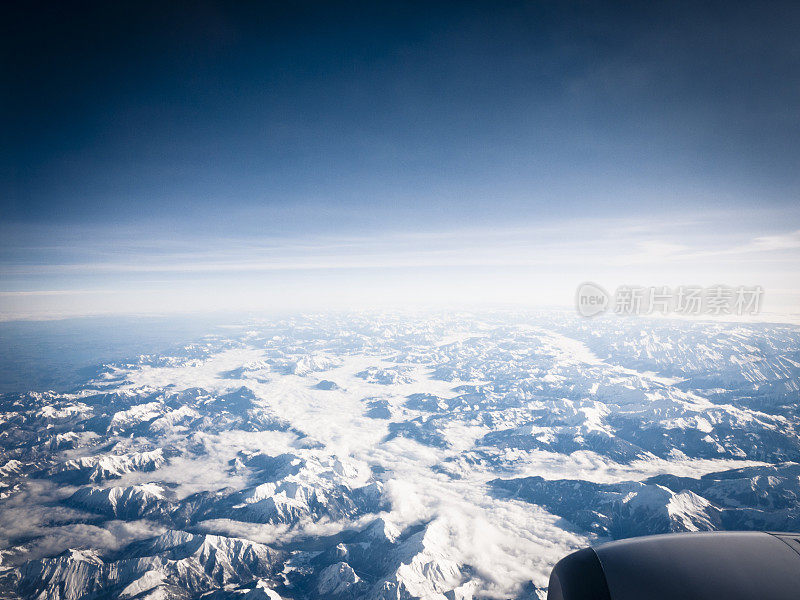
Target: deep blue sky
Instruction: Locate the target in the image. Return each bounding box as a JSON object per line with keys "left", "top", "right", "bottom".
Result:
{"left": 2, "top": 1, "right": 800, "bottom": 316}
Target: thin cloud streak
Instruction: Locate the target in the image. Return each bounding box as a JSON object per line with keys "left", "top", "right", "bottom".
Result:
{"left": 2, "top": 214, "right": 799, "bottom": 318}
{"left": 3, "top": 226, "right": 799, "bottom": 276}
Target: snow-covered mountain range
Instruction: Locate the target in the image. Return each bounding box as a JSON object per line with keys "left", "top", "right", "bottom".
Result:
{"left": 1, "top": 311, "right": 799, "bottom": 599}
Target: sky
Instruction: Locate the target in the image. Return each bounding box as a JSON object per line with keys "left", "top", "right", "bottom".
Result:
{"left": 2, "top": 1, "right": 800, "bottom": 318}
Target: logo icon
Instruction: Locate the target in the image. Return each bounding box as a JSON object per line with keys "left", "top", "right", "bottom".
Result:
{"left": 576, "top": 282, "right": 610, "bottom": 317}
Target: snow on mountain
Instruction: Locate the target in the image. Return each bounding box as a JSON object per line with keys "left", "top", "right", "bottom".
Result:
{"left": 269, "top": 353, "right": 342, "bottom": 376}
{"left": 372, "top": 519, "right": 464, "bottom": 600}
{"left": 66, "top": 483, "right": 172, "bottom": 520}
{"left": 667, "top": 490, "right": 718, "bottom": 531}
{"left": 1, "top": 311, "right": 799, "bottom": 600}
{"left": 491, "top": 459, "right": 800, "bottom": 539}
{"left": 52, "top": 449, "right": 168, "bottom": 484}
{"left": 356, "top": 366, "right": 417, "bottom": 386}
{"left": 16, "top": 531, "right": 284, "bottom": 600}
{"left": 108, "top": 402, "right": 167, "bottom": 434}
{"left": 317, "top": 561, "right": 362, "bottom": 596}
{"left": 0, "top": 459, "right": 23, "bottom": 477}
{"left": 490, "top": 475, "right": 723, "bottom": 538}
